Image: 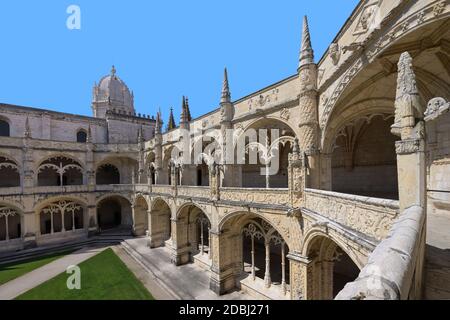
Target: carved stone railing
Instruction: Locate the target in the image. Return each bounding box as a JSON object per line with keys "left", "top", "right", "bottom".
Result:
{"left": 0, "top": 187, "right": 23, "bottom": 196}
{"left": 134, "top": 184, "right": 148, "bottom": 193}
{"left": 94, "top": 184, "right": 134, "bottom": 193}
{"left": 177, "top": 186, "right": 210, "bottom": 199}
{"left": 220, "top": 187, "right": 290, "bottom": 207}
{"left": 151, "top": 185, "right": 171, "bottom": 195}
{"left": 304, "top": 189, "right": 399, "bottom": 241}
{"left": 335, "top": 205, "right": 425, "bottom": 300}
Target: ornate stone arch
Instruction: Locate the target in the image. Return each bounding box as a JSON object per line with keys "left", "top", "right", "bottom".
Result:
{"left": 133, "top": 193, "right": 150, "bottom": 209}
{"left": 301, "top": 228, "right": 364, "bottom": 270}
{"left": 96, "top": 193, "right": 132, "bottom": 206}
{"left": 321, "top": 99, "right": 395, "bottom": 153}
{"left": 150, "top": 196, "right": 171, "bottom": 211}
{"left": 34, "top": 195, "right": 88, "bottom": 213}
{"left": 176, "top": 201, "right": 212, "bottom": 223}
{"left": 320, "top": 8, "right": 450, "bottom": 133}
{"left": 218, "top": 210, "right": 293, "bottom": 251}
{"left": 0, "top": 152, "right": 20, "bottom": 168}
{"left": 35, "top": 153, "right": 85, "bottom": 171}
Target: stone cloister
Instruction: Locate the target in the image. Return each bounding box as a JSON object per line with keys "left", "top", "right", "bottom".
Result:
{"left": 0, "top": 0, "right": 449, "bottom": 300}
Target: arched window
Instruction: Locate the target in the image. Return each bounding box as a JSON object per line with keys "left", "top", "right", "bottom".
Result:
{"left": 76, "top": 130, "right": 87, "bottom": 143}
{"left": 37, "top": 157, "right": 84, "bottom": 186}
{"left": 0, "top": 120, "right": 10, "bottom": 137}
{"left": 0, "top": 157, "right": 20, "bottom": 187}
{"left": 96, "top": 164, "right": 120, "bottom": 185}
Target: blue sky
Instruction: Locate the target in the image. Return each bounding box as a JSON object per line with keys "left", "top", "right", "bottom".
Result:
{"left": 0, "top": 0, "right": 359, "bottom": 124}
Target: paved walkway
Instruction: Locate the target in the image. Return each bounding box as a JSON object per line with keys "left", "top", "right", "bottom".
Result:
{"left": 425, "top": 211, "right": 450, "bottom": 299}
{"left": 0, "top": 245, "right": 107, "bottom": 300}
{"left": 123, "top": 238, "right": 250, "bottom": 300}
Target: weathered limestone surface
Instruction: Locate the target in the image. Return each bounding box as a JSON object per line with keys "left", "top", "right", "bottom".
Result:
{"left": 335, "top": 206, "right": 425, "bottom": 300}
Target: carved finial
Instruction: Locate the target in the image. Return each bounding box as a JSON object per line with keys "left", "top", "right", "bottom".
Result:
{"left": 111, "top": 65, "right": 116, "bottom": 76}
{"left": 167, "top": 107, "right": 176, "bottom": 131}
{"left": 392, "top": 52, "right": 422, "bottom": 138}
{"left": 24, "top": 117, "right": 31, "bottom": 138}
{"left": 180, "top": 96, "right": 188, "bottom": 125}
{"left": 396, "top": 52, "right": 419, "bottom": 98}
{"left": 87, "top": 125, "right": 92, "bottom": 143}
{"left": 221, "top": 68, "right": 231, "bottom": 104}
{"left": 155, "top": 109, "right": 163, "bottom": 134}
{"left": 185, "top": 96, "right": 192, "bottom": 121}
{"left": 299, "top": 16, "right": 314, "bottom": 70}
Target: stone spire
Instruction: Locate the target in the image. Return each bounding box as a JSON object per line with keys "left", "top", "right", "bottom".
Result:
{"left": 167, "top": 107, "right": 176, "bottom": 131}
{"left": 24, "top": 117, "right": 31, "bottom": 138}
{"left": 155, "top": 109, "right": 163, "bottom": 134}
{"left": 220, "top": 68, "right": 234, "bottom": 124}
{"left": 111, "top": 65, "right": 116, "bottom": 77}
{"left": 180, "top": 96, "right": 191, "bottom": 125}
{"left": 185, "top": 96, "right": 192, "bottom": 121}
{"left": 299, "top": 16, "right": 314, "bottom": 70}
{"left": 221, "top": 68, "right": 231, "bottom": 104}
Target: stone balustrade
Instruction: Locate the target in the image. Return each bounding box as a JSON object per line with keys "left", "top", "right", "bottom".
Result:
{"left": 304, "top": 189, "right": 399, "bottom": 241}
{"left": 151, "top": 185, "right": 172, "bottom": 195}
{"left": 220, "top": 187, "right": 290, "bottom": 207}
{"left": 177, "top": 186, "right": 210, "bottom": 199}
{"left": 335, "top": 205, "right": 425, "bottom": 300}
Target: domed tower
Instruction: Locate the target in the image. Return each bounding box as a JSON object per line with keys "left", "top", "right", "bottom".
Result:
{"left": 92, "top": 65, "right": 135, "bottom": 118}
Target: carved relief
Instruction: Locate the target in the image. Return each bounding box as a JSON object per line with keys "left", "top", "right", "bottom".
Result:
{"left": 353, "top": 3, "right": 378, "bottom": 35}
{"left": 220, "top": 188, "right": 290, "bottom": 207}
{"left": 280, "top": 108, "right": 290, "bottom": 121}
{"left": 304, "top": 190, "right": 399, "bottom": 240}
{"left": 424, "top": 97, "right": 449, "bottom": 121}
{"left": 329, "top": 43, "right": 341, "bottom": 66}
{"left": 321, "top": 1, "right": 448, "bottom": 131}
{"left": 248, "top": 89, "right": 279, "bottom": 111}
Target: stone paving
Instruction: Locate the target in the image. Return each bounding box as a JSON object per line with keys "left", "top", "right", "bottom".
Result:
{"left": 425, "top": 212, "right": 450, "bottom": 299}
{"left": 122, "top": 237, "right": 251, "bottom": 300}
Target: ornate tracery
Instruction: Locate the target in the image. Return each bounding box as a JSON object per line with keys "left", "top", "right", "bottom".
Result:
{"left": 243, "top": 219, "right": 289, "bottom": 294}
{"left": 0, "top": 206, "right": 19, "bottom": 241}
{"left": 40, "top": 200, "right": 83, "bottom": 234}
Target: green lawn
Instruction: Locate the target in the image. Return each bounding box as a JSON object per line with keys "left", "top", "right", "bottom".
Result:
{"left": 0, "top": 250, "right": 73, "bottom": 285}
{"left": 16, "top": 248, "right": 154, "bottom": 300}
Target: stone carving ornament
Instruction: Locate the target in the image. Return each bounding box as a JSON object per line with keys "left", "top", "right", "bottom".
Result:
{"left": 329, "top": 43, "right": 341, "bottom": 66}
{"left": 424, "top": 97, "right": 449, "bottom": 121}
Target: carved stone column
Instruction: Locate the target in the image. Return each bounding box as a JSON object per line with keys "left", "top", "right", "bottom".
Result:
{"left": 23, "top": 211, "right": 37, "bottom": 249}
{"left": 169, "top": 163, "right": 178, "bottom": 197}
{"left": 209, "top": 230, "right": 237, "bottom": 295}
{"left": 392, "top": 52, "right": 427, "bottom": 299}
{"left": 169, "top": 217, "right": 190, "bottom": 266}
{"left": 287, "top": 251, "right": 313, "bottom": 300}
{"left": 131, "top": 204, "right": 137, "bottom": 236}
{"left": 22, "top": 139, "right": 34, "bottom": 189}
{"left": 85, "top": 138, "right": 95, "bottom": 189}
{"left": 298, "top": 16, "right": 320, "bottom": 189}
{"left": 264, "top": 240, "right": 272, "bottom": 288}
{"left": 209, "top": 164, "right": 220, "bottom": 201}
{"left": 146, "top": 209, "right": 156, "bottom": 248}
{"left": 288, "top": 139, "right": 306, "bottom": 208}
{"left": 392, "top": 52, "right": 426, "bottom": 212}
